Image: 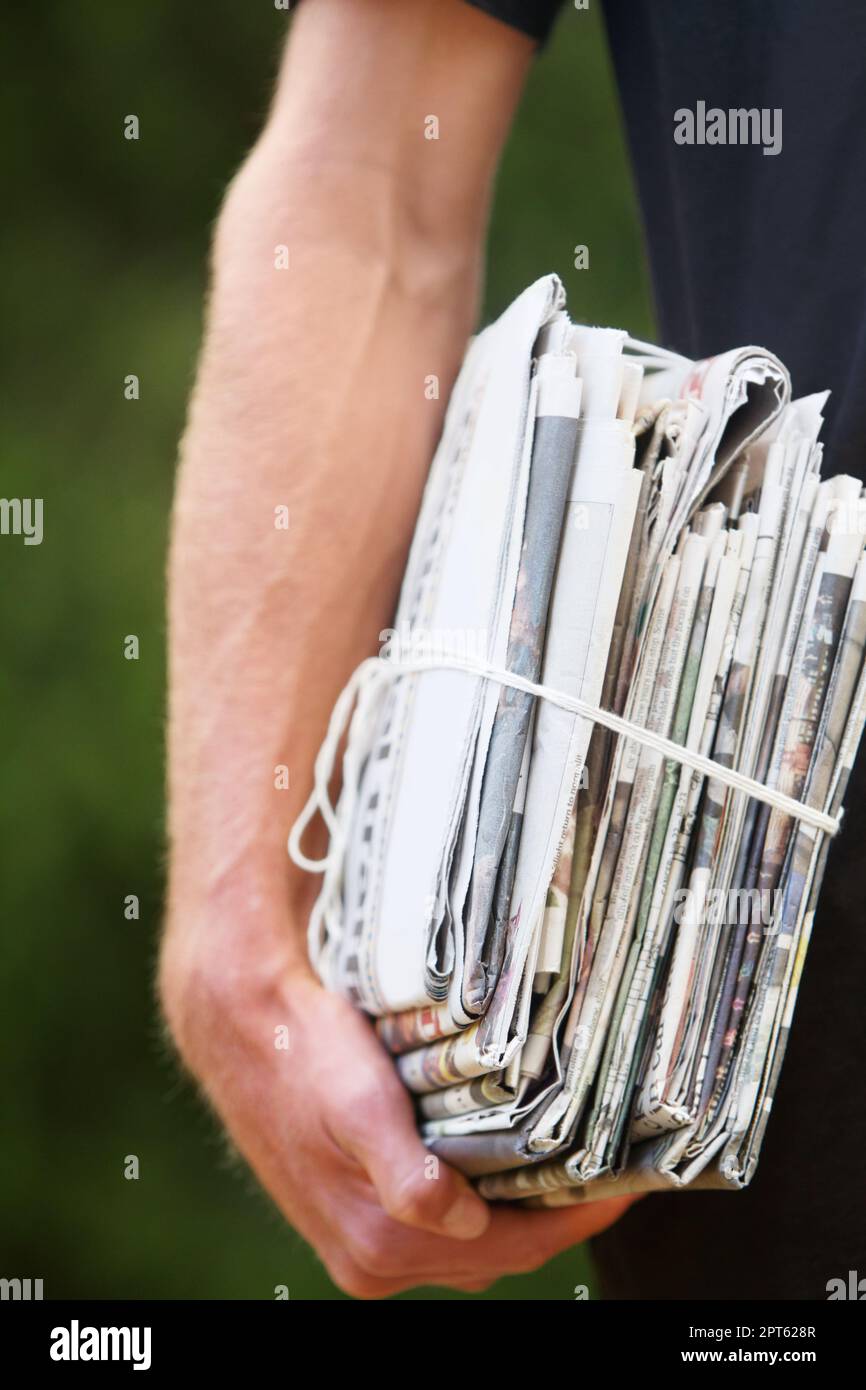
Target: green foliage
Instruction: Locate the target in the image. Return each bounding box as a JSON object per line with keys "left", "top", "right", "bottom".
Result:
{"left": 0, "top": 2, "right": 650, "bottom": 1300}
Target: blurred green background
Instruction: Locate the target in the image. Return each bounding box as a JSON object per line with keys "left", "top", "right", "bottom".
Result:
{"left": 1, "top": 2, "right": 652, "bottom": 1299}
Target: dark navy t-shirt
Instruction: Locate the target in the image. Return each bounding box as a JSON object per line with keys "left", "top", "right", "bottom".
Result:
{"left": 471, "top": 0, "right": 866, "bottom": 1300}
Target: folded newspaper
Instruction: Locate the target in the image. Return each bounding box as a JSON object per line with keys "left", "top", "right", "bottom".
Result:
{"left": 290, "top": 274, "right": 866, "bottom": 1202}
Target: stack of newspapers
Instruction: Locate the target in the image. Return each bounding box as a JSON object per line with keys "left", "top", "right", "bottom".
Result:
{"left": 292, "top": 274, "right": 866, "bottom": 1202}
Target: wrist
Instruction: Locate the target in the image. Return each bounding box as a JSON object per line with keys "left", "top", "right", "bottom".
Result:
{"left": 160, "top": 859, "right": 318, "bottom": 1057}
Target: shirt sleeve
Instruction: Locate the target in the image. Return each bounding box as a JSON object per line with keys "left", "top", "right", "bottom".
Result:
{"left": 465, "top": 0, "right": 566, "bottom": 44}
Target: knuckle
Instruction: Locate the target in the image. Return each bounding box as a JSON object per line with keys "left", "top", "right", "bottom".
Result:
{"left": 337, "top": 1089, "right": 385, "bottom": 1146}
{"left": 385, "top": 1171, "right": 442, "bottom": 1227}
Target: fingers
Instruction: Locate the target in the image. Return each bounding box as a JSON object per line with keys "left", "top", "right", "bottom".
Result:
{"left": 319, "top": 1155, "right": 638, "bottom": 1294}
{"left": 323, "top": 1196, "right": 637, "bottom": 1297}
{"left": 322, "top": 1025, "right": 637, "bottom": 1286}
{"left": 331, "top": 1080, "right": 491, "bottom": 1241}
{"left": 476, "top": 1196, "right": 639, "bottom": 1275}
{"left": 324, "top": 1247, "right": 494, "bottom": 1300}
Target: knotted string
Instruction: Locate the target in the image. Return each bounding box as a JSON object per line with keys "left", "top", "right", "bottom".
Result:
{"left": 288, "top": 654, "right": 842, "bottom": 936}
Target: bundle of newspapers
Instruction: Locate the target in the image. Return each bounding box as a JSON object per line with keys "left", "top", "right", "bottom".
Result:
{"left": 291, "top": 274, "right": 866, "bottom": 1202}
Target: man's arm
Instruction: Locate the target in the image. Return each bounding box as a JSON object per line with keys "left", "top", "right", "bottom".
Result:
{"left": 161, "top": 0, "right": 633, "bottom": 1297}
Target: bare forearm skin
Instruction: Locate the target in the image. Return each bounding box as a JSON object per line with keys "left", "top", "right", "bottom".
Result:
{"left": 164, "top": 0, "right": 529, "bottom": 997}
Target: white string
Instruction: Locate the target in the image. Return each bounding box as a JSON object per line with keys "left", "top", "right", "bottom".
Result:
{"left": 288, "top": 652, "right": 841, "bottom": 884}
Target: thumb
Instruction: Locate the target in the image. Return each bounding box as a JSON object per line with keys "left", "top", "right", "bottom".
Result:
{"left": 335, "top": 1076, "right": 491, "bottom": 1241}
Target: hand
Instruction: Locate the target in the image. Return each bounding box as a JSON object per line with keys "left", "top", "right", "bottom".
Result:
{"left": 160, "top": 908, "right": 636, "bottom": 1298}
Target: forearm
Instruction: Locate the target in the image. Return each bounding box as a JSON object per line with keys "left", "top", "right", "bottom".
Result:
{"left": 163, "top": 0, "right": 530, "bottom": 1006}
{"left": 167, "top": 172, "right": 473, "bottom": 969}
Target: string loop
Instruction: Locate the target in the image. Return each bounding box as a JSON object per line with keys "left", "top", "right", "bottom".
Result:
{"left": 288, "top": 652, "right": 842, "bottom": 964}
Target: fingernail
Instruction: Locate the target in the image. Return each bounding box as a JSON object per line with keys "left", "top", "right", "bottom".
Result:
{"left": 442, "top": 1191, "right": 490, "bottom": 1240}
